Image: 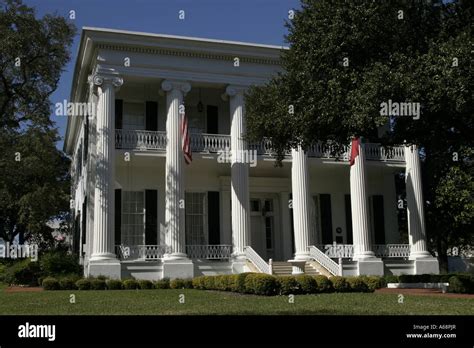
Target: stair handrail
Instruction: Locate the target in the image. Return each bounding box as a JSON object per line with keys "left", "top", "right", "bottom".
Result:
{"left": 244, "top": 246, "right": 271, "bottom": 274}
{"left": 309, "top": 245, "right": 342, "bottom": 276}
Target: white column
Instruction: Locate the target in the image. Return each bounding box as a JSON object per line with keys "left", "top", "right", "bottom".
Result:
{"left": 350, "top": 141, "right": 375, "bottom": 259}
{"left": 162, "top": 80, "right": 191, "bottom": 259}
{"left": 291, "top": 147, "right": 311, "bottom": 260}
{"left": 226, "top": 85, "right": 250, "bottom": 258}
{"left": 89, "top": 69, "right": 123, "bottom": 261}
{"left": 405, "top": 145, "right": 431, "bottom": 259}
{"left": 280, "top": 191, "right": 293, "bottom": 260}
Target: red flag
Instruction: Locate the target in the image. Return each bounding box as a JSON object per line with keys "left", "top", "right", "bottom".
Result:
{"left": 349, "top": 137, "right": 360, "bottom": 166}
{"left": 181, "top": 110, "right": 192, "bottom": 164}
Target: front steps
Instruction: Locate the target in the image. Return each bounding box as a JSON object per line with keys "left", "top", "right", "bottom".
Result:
{"left": 272, "top": 261, "right": 320, "bottom": 276}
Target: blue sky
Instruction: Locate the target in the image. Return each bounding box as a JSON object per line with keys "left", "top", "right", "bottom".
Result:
{"left": 23, "top": 0, "right": 300, "bottom": 150}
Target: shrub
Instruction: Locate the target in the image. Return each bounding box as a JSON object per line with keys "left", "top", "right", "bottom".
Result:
{"left": 398, "top": 274, "right": 417, "bottom": 283}
{"left": 244, "top": 274, "right": 279, "bottom": 296}
{"left": 277, "top": 276, "right": 300, "bottom": 295}
{"left": 213, "top": 275, "right": 236, "bottom": 291}
{"left": 106, "top": 279, "right": 123, "bottom": 290}
{"left": 40, "top": 251, "right": 82, "bottom": 277}
{"left": 346, "top": 277, "right": 369, "bottom": 292}
{"left": 439, "top": 274, "right": 451, "bottom": 283}
{"left": 76, "top": 278, "right": 91, "bottom": 290}
{"left": 295, "top": 275, "right": 318, "bottom": 294}
{"left": 231, "top": 273, "right": 253, "bottom": 293}
{"left": 192, "top": 276, "right": 205, "bottom": 290}
{"left": 123, "top": 279, "right": 139, "bottom": 290}
{"left": 90, "top": 278, "right": 106, "bottom": 290}
{"left": 138, "top": 280, "right": 154, "bottom": 290}
{"left": 384, "top": 275, "right": 399, "bottom": 284}
{"left": 154, "top": 278, "right": 170, "bottom": 289}
{"left": 359, "top": 276, "right": 385, "bottom": 291}
{"left": 330, "top": 276, "right": 350, "bottom": 292}
{"left": 203, "top": 275, "right": 216, "bottom": 290}
{"left": 42, "top": 277, "right": 60, "bottom": 290}
{"left": 4, "top": 259, "right": 41, "bottom": 286}
{"left": 170, "top": 278, "right": 193, "bottom": 289}
{"left": 59, "top": 275, "right": 80, "bottom": 290}
{"left": 449, "top": 275, "right": 474, "bottom": 294}
{"left": 313, "top": 275, "right": 333, "bottom": 293}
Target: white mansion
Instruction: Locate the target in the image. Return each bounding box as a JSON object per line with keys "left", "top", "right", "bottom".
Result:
{"left": 64, "top": 27, "right": 439, "bottom": 280}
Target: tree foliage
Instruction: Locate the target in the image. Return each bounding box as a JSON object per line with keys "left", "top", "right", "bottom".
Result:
{"left": 0, "top": 0, "right": 75, "bottom": 246}
{"left": 245, "top": 0, "right": 473, "bottom": 271}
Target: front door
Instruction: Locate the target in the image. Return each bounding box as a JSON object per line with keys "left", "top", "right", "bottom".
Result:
{"left": 250, "top": 196, "right": 277, "bottom": 260}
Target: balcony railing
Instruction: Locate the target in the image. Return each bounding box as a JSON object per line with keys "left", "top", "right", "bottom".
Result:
{"left": 186, "top": 245, "right": 232, "bottom": 260}
{"left": 115, "top": 129, "right": 405, "bottom": 163}
{"left": 315, "top": 243, "right": 411, "bottom": 259}
{"left": 115, "top": 244, "right": 232, "bottom": 261}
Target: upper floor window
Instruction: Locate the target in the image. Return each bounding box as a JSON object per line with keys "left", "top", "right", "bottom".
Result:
{"left": 123, "top": 102, "right": 145, "bottom": 130}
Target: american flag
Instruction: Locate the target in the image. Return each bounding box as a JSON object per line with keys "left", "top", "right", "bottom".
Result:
{"left": 180, "top": 108, "right": 192, "bottom": 164}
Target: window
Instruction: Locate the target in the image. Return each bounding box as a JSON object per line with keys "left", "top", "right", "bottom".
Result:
{"left": 121, "top": 191, "right": 145, "bottom": 245}
{"left": 123, "top": 102, "right": 145, "bottom": 130}
{"left": 185, "top": 192, "right": 207, "bottom": 245}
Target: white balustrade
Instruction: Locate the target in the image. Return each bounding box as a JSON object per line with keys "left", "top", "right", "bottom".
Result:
{"left": 115, "top": 245, "right": 169, "bottom": 261}
{"left": 374, "top": 244, "right": 411, "bottom": 258}
{"left": 309, "top": 245, "right": 342, "bottom": 276}
{"left": 245, "top": 246, "right": 271, "bottom": 274}
{"left": 364, "top": 143, "right": 405, "bottom": 162}
{"left": 186, "top": 245, "right": 232, "bottom": 259}
{"left": 190, "top": 133, "right": 231, "bottom": 153}
{"left": 115, "top": 129, "right": 166, "bottom": 151}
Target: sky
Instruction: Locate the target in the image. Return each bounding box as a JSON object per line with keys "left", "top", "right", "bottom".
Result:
{"left": 23, "top": 0, "right": 301, "bottom": 150}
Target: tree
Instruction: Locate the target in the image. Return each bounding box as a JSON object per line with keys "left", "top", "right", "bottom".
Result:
{"left": 245, "top": 0, "right": 473, "bottom": 272}
{"left": 0, "top": 0, "right": 75, "bottom": 246}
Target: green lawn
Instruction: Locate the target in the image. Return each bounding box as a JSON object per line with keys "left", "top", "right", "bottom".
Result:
{"left": 0, "top": 289, "right": 471, "bottom": 315}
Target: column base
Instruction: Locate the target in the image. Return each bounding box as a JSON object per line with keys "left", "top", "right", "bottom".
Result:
{"left": 412, "top": 257, "right": 439, "bottom": 275}
{"left": 288, "top": 260, "right": 306, "bottom": 275}
{"left": 293, "top": 251, "right": 311, "bottom": 261}
{"left": 409, "top": 251, "right": 433, "bottom": 260}
{"left": 163, "top": 252, "right": 188, "bottom": 261}
{"left": 89, "top": 258, "right": 121, "bottom": 279}
{"left": 357, "top": 258, "right": 384, "bottom": 276}
{"left": 231, "top": 257, "right": 250, "bottom": 274}
{"left": 162, "top": 258, "right": 194, "bottom": 279}
{"left": 89, "top": 252, "right": 117, "bottom": 262}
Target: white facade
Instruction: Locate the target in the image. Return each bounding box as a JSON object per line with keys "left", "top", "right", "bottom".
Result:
{"left": 64, "top": 27, "right": 439, "bottom": 279}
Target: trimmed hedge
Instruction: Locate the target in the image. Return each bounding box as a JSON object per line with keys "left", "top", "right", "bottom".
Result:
{"left": 244, "top": 274, "right": 279, "bottom": 296}
{"left": 76, "top": 279, "right": 91, "bottom": 290}
{"left": 106, "top": 279, "right": 123, "bottom": 290}
{"left": 449, "top": 275, "right": 474, "bottom": 294}
{"left": 359, "top": 276, "right": 385, "bottom": 292}
{"left": 170, "top": 278, "right": 193, "bottom": 289}
{"left": 138, "top": 280, "right": 154, "bottom": 290}
{"left": 42, "top": 277, "right": 60, "bottom": 290}
{"left": 154, "top": 278, "right": 170, "bottom": 289}
{"left": 346, "top": 277, "right": 369, "bottom": 292}
{"left": 277, "top": 276, "right": 300, "bottom": 295}
{"left": 59, "top": 275, "right": 80, "bottom": 290}
{"left": 314, "top": 275, "right": 333, "bottom": 293}
{"left": 330, "top": 276, "right": 350, "bottom": 292}
{"left": 90, "top": 279, "right": 106, "bottom": 290}
{"left": 295, "top": 275, "right": 318, "bottom": 294}
{"left": 123, "top": 279, "right": 139, "bottom": 290}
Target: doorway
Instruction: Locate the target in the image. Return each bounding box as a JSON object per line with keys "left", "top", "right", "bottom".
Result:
{"left": 250, "top": 195, "right": 279, "bottom": 261}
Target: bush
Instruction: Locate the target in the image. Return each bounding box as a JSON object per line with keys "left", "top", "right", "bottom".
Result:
{"left": 40, "top": 251, "right": 82, "bottom": 277}
{"left": 4, "top": 259, "right": 41, "bottom": 286}
{"left": 42, "top": 277, "right": 60, "bottom": 290}
{"left": 244, "top": 274, "right": 279, "bottom": 296}
{"left": 313, "top": 275, "right": 333, "bottom": 293}
{"left": 123, "top": 279, "right": 139, "bottom": 290}
{"left": 384, "top": 275, "right": 399, "bottom": 284}
{"left": 295, "top": 275, "right": 318, "bottom": 294}
{"left": 154, "top": 278, "right": 170, "bottom": 289}
{"left": 90, "top": 278, "right": 106, "bottom": 290}
{"left": 138, "top": 280, "right": 154, "bottom": 290}
{"left": 346, "top": 277, "right": 369, "bottom": 292}
{"left": 76, "top": 278, "right": 91, "bottom": 290}
{"left": 170, "top": 278, "right": 193, "bottom": 289}
{"left": 330, "top": 276, "right": 350, "bottom": 292}
{"left": 449, "top": 275, "right": 474, "bottom": 294}
{"left": 231, "top": 273, "right": 253, "bottom": 293}
{"left": 277, "top": 276, "right": 300, "bottom": 295}
{"left": 203, "top": 275, "right": 216, "bottom": 290}
{"left": 398, "top": 274, "right": 419, "bottom": 283}
{"left": 359, "top": 276, "right": 385, "bottom": 291}
{"left": 192, "top": 276, "right": 205, "bottom": 290}
{"left": 106, "top": 279, "right": 123, "bottom": 290}
{"left": 213, "top": 275, "right": 236, "bottom": 291}
{"left": 59, "top": 275, "right": 80, "bottom": 290}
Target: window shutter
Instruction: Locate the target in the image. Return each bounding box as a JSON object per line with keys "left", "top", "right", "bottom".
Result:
{"left": 115, "top": 99, "right": 123, "bottom": 129}
{"left": 145, "top": 101, "right": 158, "bottom": 131}
{"left": 115, "top": 189, "right": 122, "bottom": 245}
{"left": 145, "top": 190, "right": 158, "bottom": 245}
{"left": 320, "top": 194, "right": 333, "bottom": 244}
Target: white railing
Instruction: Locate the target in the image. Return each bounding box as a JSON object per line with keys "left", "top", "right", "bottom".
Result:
{"left": 115, "top": 129, "right": 167, "bottom": 151}
{"left": 186, "top": 245, "right": 232, "bottom": 260}
{"left": 245, "top": 246, "right": 271, "bottom": 274}
{"left": 190, "top": 133, "right": 231, "bottom": 153}
{"left": 364, "top": 143, "right": 405, "bottom": 162}
{"left": 374, "top": 244, "right": 410, "bottom": 258}
{"left": 116, "top": 245, "right": 170, "bottom": 261}
{"left": 316, "top": 243, "right": 411, "bottom": 258}
{"left": 309, "top": 245, "right": 342, "bottom": 276}
{"left": 308, "top": 142, "right": 350, "bottom": 160}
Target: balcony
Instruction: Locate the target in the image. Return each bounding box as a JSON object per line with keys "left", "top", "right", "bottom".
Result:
{"left": 115, "top": 129, "right": 405, "bottom": 163}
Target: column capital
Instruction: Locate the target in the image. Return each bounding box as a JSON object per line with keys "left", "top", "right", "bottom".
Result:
{"left": 88, "top": 67, "right": 123, "bottom": 90}
{"left": 161, "top": 80, "right": 191, "bottom": 94}
{"left": 225, "top": 85, "right": 248, "bottom": 97}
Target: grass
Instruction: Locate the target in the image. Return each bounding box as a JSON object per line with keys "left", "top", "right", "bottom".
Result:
{"left": 0, "top": 288, "right": 471, "bottom": 315}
